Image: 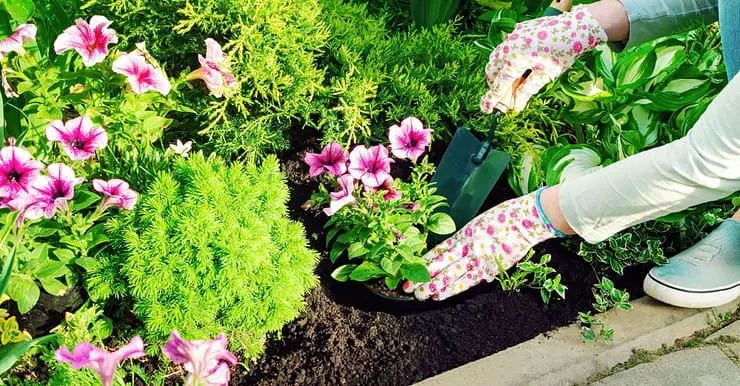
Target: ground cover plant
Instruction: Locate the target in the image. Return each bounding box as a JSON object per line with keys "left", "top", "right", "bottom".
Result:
{"left": 4, "top": 0, "right": 740, "bottom": 384}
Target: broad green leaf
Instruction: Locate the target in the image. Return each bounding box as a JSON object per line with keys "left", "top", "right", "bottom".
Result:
{"left": 0, "top": 246, "right": 16, "bottom": 294}
{"left": 8, "top": 275, "right": 39, "bottom": 314}
{"left": 545, "top": 145, "right": 603, "bottom": 186}
{"left": 72, "top": 190, "right": 100, "bottom": 211}
{"left": 39, "top": 278, "right": 67, "bottom": 296}
{"left": 35, "top": 260, "right": 67, "bottom": 279}
{"left": 74, "top": 256, "right": 98, "bottom": 272}
{"left": 396, "top": 245, "right": 416, "bottom": 262}
{"left": 661, "top": 78, "right": 707, "bottom": 94}
{"left": 628, "top": 106, "right": 658, "bottom": 147}
{"left": 651, "top": 41, "right": 684, "bottom": 78}
{"left": 329, "top": 243, "right": 347, "bottom": 263}
{"left": 428, "top": 212, "right": 455, "bottom": 235}
{"left": 380, "top": 257, "right": 401, "bottom": 276}
{"left": 0, "top": 334, "right": 57, "bottom": 375}
{"left": 615, "top": 50, "right": 656, "bottom": 89}
{"left": 85, "top": 225, "right": 109, "bottom": 251}
{"left": 330, "top": 264, "right": 357, "bottom": 282}
{"left": 92, "top": 317, "right": 113, "bottom": 340}
{"left": 347, "top": 242, "right": 368, "bottom": 259}
{"left": 400, "top": 263, "right": 431, "bottom": 283}
{"left": 349, "top": 261, "right": 385, "bottom": 282}
{"left": 1, "top": 0, "right": 34, "bottom": 22}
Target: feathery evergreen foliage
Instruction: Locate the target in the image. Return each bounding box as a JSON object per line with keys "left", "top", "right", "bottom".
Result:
{"left": 89, "top": 153, "right": 319, "bottom": 358}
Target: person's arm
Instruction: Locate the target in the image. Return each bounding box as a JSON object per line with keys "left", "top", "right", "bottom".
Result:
{"left": 593, "top": 0, "right": 719, "bottom": 51}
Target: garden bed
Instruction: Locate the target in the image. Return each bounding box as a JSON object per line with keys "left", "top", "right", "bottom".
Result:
{"left": 234, "top": 140, "right": 649, "bottom": 386}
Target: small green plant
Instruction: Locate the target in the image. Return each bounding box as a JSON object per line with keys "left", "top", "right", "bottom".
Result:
{"left": 93, "top": 153, "right": 319, "bottom": 359}
{"left": 578, "top": 229, "right": 667, "bottom": 275}
{"left": 494, "top": 252, "right": 567, "bottom": 304}
{"left": 578, "top": 277, "right": 632, "bottom": 342}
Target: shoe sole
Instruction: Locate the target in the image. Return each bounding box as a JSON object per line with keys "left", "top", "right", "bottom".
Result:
{"left": 643, "top": 273, "right": 740, "bottom": 309}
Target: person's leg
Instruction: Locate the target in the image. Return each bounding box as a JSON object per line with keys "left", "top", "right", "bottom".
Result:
{"left": 541, "top": 71, "right": 740, "bottom": 308}
{"left": 719, "top": 0, "right": 739, "bottom": 79}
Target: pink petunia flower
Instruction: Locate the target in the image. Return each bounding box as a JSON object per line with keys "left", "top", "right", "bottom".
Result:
{"left": 55, "top": 337, "right": 145, "bottom": 386}
{"left": 0, "top": 24, "right": 37, "bottom": 59}
{"left": 46, "top": 116, "right": 108, "bottom": 161}
{"left": 364, "top": 175, "right": 401, "bottom": 202}
{"left": 348, "top": 145, "right": 393, "bottom": 188}
{"left": 112, "top": 53, "right": 171, "bottom": 96}
{"left": 7, "top": 191, "right": 49, "bottom": 227}
{"left": 28, "top": 163, "right": 84, "bottom": 218}
{"left": 304, "top": 142, "right": 347, "bottom": 178}
{"left": 323, "top": 174, "right": 356, "bottom": 216}
{"left": 187, "top": 38, "right": 239, "bottom": 98}
{"left": 0, "top": 138, "right": 43, "bottom": 197}
{"left": 92, "top": 179, "right": 138, "bottom": 212}
{"left": 388, "top": 117, "right": 433, "bottom": 161}
{"left": 163, "top": 330, "right": 238, "bottom": 386}
{"left": 54, "top": 16, "right": 118, "bottom": 66}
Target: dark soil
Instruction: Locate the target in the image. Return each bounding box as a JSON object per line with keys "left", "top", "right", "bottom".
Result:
{"left": 233, "top": 134, "right": 648, "bottom": 386}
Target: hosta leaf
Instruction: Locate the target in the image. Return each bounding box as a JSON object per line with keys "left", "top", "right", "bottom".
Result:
{"left": 651, "top": 40, "right": 685, "bottom": 78}
{"left": 545, "top": 145, "right": 603, "bottom": 186}
{"left": 615, "top": 50, "right": 656, "bottom": 89}
{"left": 627, "top": 105, "right": 658, "bottom": 147}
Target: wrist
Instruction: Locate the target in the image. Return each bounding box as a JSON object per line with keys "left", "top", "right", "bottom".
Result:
{"left": 584, "top": 0, "right": 629, "bottom": 42}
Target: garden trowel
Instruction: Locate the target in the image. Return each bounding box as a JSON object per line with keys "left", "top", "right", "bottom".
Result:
{"left": 429, "top": 0, "right": 571, "bottom": 244}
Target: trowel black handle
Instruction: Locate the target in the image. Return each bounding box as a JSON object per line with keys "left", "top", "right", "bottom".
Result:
{"left": 472, "top": 111, "right": 501, "bottom": 165}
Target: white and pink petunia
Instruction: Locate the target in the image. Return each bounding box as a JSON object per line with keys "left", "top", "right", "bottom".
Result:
{"left": 92, "top": 178, "right": 138, "bottom": 212}
{"left": 348, "top": 145, "right": 394, "bottom": 188}
{"left": 46, "top": 116, "right": 108, "bottom": 161}
{"left": 188, "top": 38, "right": 238, "bottom": 98}
{"left": 28, "top": 163, "right": 84, "bottom": 218}
{"left": 0, "top": 24, "right": 37, "bottom": 59}
{"left": 162, "top": 330, "right": 238, "bottom": 386}
{"left": 0, "top": 138, "right": 43, "bottom": 197}
{"left": 364, "top": 175, "right": 401, "bottom": 202}
{"left": 323, "top": 174, "right": 356, "bottom": 216}
{"left": 55, "top": 337, "right": 146, "bottom": 386}
{"left": 54, "top": 16, "right": 118, "bottom": 66}
{"left": 112, "top": 52, "right": 171, "bottom": 96}
{"left": 388, "top": 117, "right": 433, "bottom": 162}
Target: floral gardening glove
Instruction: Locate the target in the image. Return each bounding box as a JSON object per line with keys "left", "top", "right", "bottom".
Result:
{"left": 480, "top": 5, "right": 607, "bottom": 113}
{"left": 403, "top": 189, "right": 563, "bottom": 301}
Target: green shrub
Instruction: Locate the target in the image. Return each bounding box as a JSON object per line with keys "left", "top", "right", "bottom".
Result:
{"left": 87, "top": 153, "right": 319, "bottom": 358}
{"left": 77, "top": 0, "right": 328, "bottom": 157}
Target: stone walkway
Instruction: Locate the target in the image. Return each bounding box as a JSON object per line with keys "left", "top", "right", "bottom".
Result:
{"left": 593, "top": 321, "right": 740, "bottom": 386}
{"left": 416, "top": 297, "right": 740, "bottom": 386}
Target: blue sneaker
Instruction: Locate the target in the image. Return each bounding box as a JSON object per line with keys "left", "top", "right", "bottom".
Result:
{"left": 643, "top": 220, "right": 740, "bottom": 308}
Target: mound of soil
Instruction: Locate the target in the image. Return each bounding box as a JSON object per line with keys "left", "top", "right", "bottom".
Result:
{"left": 234, "top": 141, "right": 647, "bottom": 386}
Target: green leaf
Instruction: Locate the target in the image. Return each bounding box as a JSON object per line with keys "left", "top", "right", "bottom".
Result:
{"left": 400, "top": 263, "right": 431, "bottom": 283}
{"left": 72, "top": 190, "right": 100, "bottom": 211}
{"left": 581, "top": 327, "right": 597, "bottom": 342}
{"left": 349, "top": 261, "right": 386, "bottom": 282}
{"left": 141, "top": 116, "right": 173, "bottom": 142}
{"left": 396, "top": 245, "right": 416, "bottom": 262}
{"left": 347, "top": 242, "right": 368, "bottom": 259}
{"left": 38, "top": 278, "right": 67, "bottom": 296}
{"left": 325, "top": 228, "right": 339, "bottom": 248}
{"left": 92, "top": 318, "right": 113, "bottom": 340}
{"left": 545, "top": 145, "right": 603, "bottom": 186}
{"left": 615, "top": 50, "right": 656, "bottom": 89}
{"left": 0, "top": 334, "right": 57, "bottom": 375}
{"left": 1, "top": 0, "right": 34, "bottom": 22}
{"left": 74, "top": 256, "right": 98, "bottom": 272}
{"left": 85, "top": 224, "right": 109, "bottom": 250}
{"left": 0, "top": 245, "right": 16, "bottom": 294}
{"left": 329, "top": 243, "right": 347, "bottom": 263}
{"left": 380, "top": 257, "right": 401, "bottom": 276}
{"left": 35, "top": 260, "right": 68, "bottom": 279}
{"left": 384, "top": 275, "right": 401, "bottom": 289}
{"left": 428, "top": 212, "right": 455, "bottom": 235}
{"left": 8, "top": 275, "right": 39, "bottom": 314}
{"left": 330, "top": 264, "right": 358, "bottom": 282}
{"left": 51, "top": 248, "right": 76, "bottom": 265}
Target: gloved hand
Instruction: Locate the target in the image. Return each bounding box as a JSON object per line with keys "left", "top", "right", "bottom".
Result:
{"left": 480, "top": 5, "right": 607, "bottom": 113}
{"left": 403, "top": 190, "right": 562, "bottom": 301}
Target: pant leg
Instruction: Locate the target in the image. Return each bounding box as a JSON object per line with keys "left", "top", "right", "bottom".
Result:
{"left": 559, "top": 74, "right": 740, "bottom": 243}
{"left": 720, "top": 0, "right": 740, "bottom": 79}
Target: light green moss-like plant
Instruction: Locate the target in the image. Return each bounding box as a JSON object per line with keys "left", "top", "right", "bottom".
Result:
{"left": 90, "top": 153, "right": 319, "bottom": 359}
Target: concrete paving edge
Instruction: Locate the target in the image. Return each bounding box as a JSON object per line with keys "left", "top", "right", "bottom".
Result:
{"left": 415, "top": 296, "right": 740, "bottom": 386}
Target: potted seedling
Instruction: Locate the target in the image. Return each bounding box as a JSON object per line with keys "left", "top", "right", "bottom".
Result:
{"left": 304, "top": 117, "right": 456, "bottom": 300}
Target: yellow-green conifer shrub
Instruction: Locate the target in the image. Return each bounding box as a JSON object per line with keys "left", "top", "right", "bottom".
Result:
{"left": 101, "top": 153, "right": 319, "bottom": 359}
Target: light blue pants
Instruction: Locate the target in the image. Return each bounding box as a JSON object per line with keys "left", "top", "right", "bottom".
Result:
{"left": 720, "top": 0, "right": 739, "bottom": 79}
{"left": 560, "top": 0, "right": 740, "bottom": 243}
